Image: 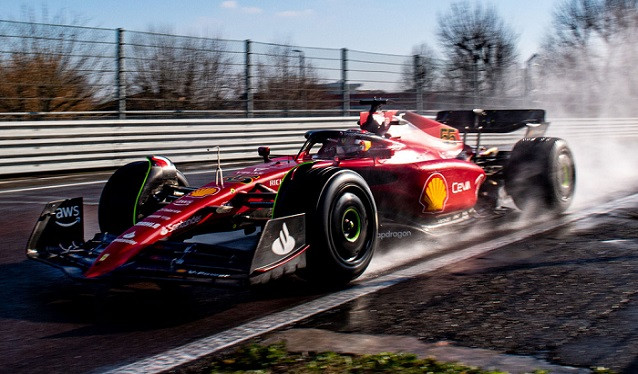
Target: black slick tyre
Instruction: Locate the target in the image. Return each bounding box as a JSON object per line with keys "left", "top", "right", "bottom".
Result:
{"left": 504, "top": 137, "right": 576, "bottom": 214}
{"left": 98, "top": 158, "right": 188, "bottom": 235}
{"left": 274, "top": 165, "right": 378, "bottom": 286}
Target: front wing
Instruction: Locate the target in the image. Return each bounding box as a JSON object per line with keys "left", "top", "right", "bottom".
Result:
{"left": 26, "top": 198, "right": 308, "bottom": 287}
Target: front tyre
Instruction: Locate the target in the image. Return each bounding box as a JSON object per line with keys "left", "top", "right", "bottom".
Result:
{"left": 274, "top": 166, "right": 378, "bottom": 285}
{"left": 318, "top": 174, "right": 377, "bottom": 281}
{"left": 98, "top": 156, "right": 188, "bottom": 235}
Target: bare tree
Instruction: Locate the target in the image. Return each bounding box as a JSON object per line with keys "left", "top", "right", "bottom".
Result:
{"left": 537, "top": 0, "right": 638, "bottom": 116}
{"left": 543, "top": 0, "right": 638, "bottom": 52}
{"left": 437, "top": 2, "right": 518, "bottom": 101}
{"left": 553, "top": 0, "right": 602, "bottom": 49}
{"left": 0, "top": 18, "right": 102, "bottom": 117}
{"left": 600, "top": 0, "right": 638, "bottom": 39}
{"left": 127, "top": 28, "right": 233, "bottom": 111}
{"left": 253, "top": 44, "right": 295, "bottom": 111}
{"left": 253, "top": 44, "right": 331, "bottom": 113}
{"left": 401, "top": 43, "right": 439, "bottom": 92}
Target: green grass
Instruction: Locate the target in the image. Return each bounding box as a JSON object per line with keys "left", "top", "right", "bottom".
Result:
{"left": 202, "top": 342, "right": 493, "bottom": 373}
{"left": 191, "top": 342, "right": 616, "bottom": 374}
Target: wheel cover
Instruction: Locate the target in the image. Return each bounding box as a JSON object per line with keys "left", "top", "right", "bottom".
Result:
{"left": 556, "top": 152, "right": 575, "bottom": 201}
{"left": 341, "top": 207, "right": 362, "bottom": 243}
{"left": 329, "top": 190, "right": 371, "bottom": 264}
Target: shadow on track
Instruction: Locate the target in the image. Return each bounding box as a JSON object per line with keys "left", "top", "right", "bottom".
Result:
{"left": 0, "top": 259, "right": 329, "bottom": 335}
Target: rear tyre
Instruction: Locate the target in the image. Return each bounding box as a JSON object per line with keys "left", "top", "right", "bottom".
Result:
{"left": 274, "top": 165, "right": 378, "bottom": 286}
{"left": 98, "top": 158, "right": 188, "bottom": 235}
{"left": 504, "top": 137, "right": 575, "bottom": 214}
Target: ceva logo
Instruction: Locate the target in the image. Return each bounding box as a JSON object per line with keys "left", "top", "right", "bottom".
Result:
{"left": 54, "top": 205, "right": 81, "bottom": 227}
{"left": 271, "top": 223, "right": 296, "bottom": 256}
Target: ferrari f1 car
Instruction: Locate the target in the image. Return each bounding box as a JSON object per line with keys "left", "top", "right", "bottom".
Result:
{"left": 27, "top": 99, "right": 576, "bottom": 287}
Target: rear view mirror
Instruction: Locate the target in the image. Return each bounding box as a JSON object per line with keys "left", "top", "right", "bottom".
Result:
{"left": 258, "top": 146, "right": 271, "bottom": 162}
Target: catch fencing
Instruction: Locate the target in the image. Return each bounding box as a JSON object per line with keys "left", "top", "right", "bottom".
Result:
{"left": 2, "top": 117, "right": 637, "bottom": 176}
{"left": 0, "top": 20, "right": 531, "bottom": 120}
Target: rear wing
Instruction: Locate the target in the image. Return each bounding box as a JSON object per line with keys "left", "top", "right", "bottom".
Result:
{"left": 435, "top": 109, "right": 547, "bottom": 136}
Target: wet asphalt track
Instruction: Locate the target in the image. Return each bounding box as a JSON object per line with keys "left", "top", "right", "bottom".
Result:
{"left": 1, "top": 169, "right": 638, "bottom": 373}
{"left": 295, "top": 202, "right": 638, "bottom": 373}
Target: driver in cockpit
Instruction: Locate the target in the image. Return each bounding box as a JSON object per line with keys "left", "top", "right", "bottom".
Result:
{"left": 318, "top": 137, "right": 372, "bottom": 158}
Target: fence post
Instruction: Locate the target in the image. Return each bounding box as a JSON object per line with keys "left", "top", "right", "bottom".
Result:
{"left": 525, "top": 53, "right": 538, "bottom": 96}
{"left": 414, "top": 54, "right": 423, "bottom": 113}
{"left": 341, "top": 48, "right": 349, "bottom": 116}
{"left": 116, "top": 28, "right": 126, "bottom": 119}
{"left": 245, "top": 39, "right": 254, "bottom": 118}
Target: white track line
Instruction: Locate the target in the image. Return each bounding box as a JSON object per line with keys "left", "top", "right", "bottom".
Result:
{"left": 102, "top": 192, "right": 638, "bottom": 374}
{"left": 0, "top": 180, "right": 108, "bottom": 195}
{"left": 0, "top": 168, "right": 234, "bottom": 195}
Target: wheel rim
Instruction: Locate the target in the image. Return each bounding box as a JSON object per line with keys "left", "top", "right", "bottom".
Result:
{"left": 330, "top": 190, "right": 371, "bottom": 264}
{"left": 341, "top": 207, "right": 361, "bottom": 243}
{"left": 556, "top": 152, "right": 575, "bottom": 201}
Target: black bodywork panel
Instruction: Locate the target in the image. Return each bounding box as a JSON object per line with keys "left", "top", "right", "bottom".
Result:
{"left": 436, "top": 109, "right": 546, "bottom": 133}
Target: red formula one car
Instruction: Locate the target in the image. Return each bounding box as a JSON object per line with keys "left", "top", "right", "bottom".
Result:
{"left": 27, "top": 99, "right": 575, "bottom": 287}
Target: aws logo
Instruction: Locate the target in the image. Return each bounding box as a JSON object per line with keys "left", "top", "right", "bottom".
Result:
{"left": 54, "top": 205, "right": 81, "bottom": 227}
{"left": 419, "top": 173, "right": 449, "bottom": 213}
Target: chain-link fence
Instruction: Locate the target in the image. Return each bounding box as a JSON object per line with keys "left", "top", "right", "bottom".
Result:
{"left": 0, "top": 19, "right": 531, "bottom": 119}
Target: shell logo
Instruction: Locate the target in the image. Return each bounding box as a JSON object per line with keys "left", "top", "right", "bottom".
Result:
{"left": 419, "top": 173, "right": 449, "bottom": 213}
{"left": 191, "top": 187, "right": 221, "bottom": 197}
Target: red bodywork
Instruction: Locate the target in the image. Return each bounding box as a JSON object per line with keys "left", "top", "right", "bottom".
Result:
{"left": 84, "top": 110, "right": 485, "bottom": 278}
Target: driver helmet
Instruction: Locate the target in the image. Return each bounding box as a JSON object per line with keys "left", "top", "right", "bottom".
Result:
{"left": 336, "top": 138, "right": 371, "bottom": 157}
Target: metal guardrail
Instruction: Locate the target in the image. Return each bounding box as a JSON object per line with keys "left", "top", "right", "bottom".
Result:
{"left": 1, "top": 117, "right": 637, "bottom": 176}
{"left": 0, "top": 117, "right": 356, "bottom": 175}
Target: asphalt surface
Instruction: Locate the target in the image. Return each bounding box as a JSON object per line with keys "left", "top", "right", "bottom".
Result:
{"left": 1, "top": 169, "right": 638, "bottom": 373}
{"left": 292, "top": 202, "right": 638, "bottom": 373}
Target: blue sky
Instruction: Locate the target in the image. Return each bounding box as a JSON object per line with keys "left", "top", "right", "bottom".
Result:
{"left": 1, "top": 1, "right": 558, "bottom": 62}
